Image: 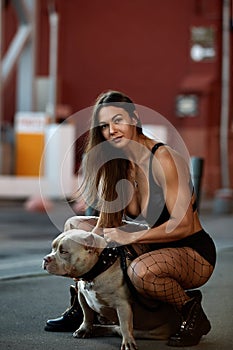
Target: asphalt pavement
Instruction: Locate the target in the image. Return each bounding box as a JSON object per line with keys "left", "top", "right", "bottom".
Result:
{"left": 0, "top": 198, "right": 233, "bottom": 350}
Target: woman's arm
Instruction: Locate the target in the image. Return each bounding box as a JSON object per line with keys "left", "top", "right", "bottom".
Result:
{"left": 91, "top": 215, "right": 104, "bottom": 235}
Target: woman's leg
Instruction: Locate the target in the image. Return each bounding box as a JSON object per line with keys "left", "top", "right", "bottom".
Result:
{"left": 128, "top": 247, "right": 214, "bottom": 347}
{"left": 128, "top": 247, "right": 214, "bottom": 309}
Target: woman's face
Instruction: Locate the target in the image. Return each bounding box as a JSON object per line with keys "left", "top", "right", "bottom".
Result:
{"left": 98, "top": 106, "right": 137, "bottom": 148}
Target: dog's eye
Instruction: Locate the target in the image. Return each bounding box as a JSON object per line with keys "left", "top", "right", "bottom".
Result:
{"left": 59, "top": 245, "right": 68, "bottom": 255}
{"left": 60, "top": 250, "right": 68, "bottom": 255}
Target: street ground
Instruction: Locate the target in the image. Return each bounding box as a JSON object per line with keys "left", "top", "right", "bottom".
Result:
{"left": 0, "top": 199, "right": 233, "bottom": 350}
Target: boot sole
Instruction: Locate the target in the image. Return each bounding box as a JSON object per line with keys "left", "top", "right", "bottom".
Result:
{"left": 202, "top": 319, "right": 211, "bottom": 335}
{"left": 167, "top": 320, "right": 211, "bottom": 347}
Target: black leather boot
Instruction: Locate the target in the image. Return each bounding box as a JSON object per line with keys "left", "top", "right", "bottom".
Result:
{"left": 167, "top": 291, "right": 211, "bottom": 347}
{"left": 186, "top": 289, "right": 202, "bottom": 301}
{"left": 45, "top": 285, "right": 83, "bottom": 332}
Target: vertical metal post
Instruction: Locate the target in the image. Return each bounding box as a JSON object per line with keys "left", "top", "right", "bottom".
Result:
{"left": 0, "top": 0, "right": 3, "bottom": 173}
{"left": 220, "top": 0, "right": 230, "bottom": 189}
{"left": 15, "top": 0, "right": 37, "bottom": 111}
{"left": 190, "top": 157, "right": 204, "bottom": 210}
{"left": 1, "top": 0, "right": 37, "bottom": 111}
{"left": 0, "top": 0, "right": 38, "bottom": 174}
{"left": 46, "top": 2, "right": 59, "bottom": 123}
{"left": 213, "top": 0, "right": 233, "bottom": 214}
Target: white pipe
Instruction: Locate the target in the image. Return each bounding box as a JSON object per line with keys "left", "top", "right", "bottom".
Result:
{"left": 220, "top": 0, "right": 230, "bottom": 189}
{"left": 2, "top": 25, "right": 31, "bottom": 85}
{"left": 47, "top": 5, "right": 59, "bottom": 123}
{"left": 0, "top": 0, "right": 2, "bottom": 174}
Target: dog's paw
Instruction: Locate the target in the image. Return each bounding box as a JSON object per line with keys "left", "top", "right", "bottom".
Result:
{"left": 73, "top": 324, "right": 93, "bottom": 339}
{"left": 121, "top": 337, "right": 138, "bottom": 350}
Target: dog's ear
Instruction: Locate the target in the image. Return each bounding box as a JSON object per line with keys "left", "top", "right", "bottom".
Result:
{"left": 69, "top": 223, "right": 76, "bottom": 230}
{"left": 84, "top": 233, "right": 96, "bottom": 252}
{"left": 64, "top": 220, "right": 77, "bottom": 231}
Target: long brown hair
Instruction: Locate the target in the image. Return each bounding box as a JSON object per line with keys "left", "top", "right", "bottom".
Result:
{"left": 79, "top": 90, "right": 142, "bottom": 227}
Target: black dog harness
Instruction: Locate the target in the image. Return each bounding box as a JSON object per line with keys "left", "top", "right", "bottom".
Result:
{"left": 79, "top": 244, "right": 121, "bottom": 282}
{"left": 78, "top": 243, "right": 161, "bottom": 310}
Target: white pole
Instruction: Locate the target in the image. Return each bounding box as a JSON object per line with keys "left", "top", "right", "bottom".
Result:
{"left": 47, "top": 2, "right": 59, "bottom": 123}
{"left": 0, "top": 0, "right": 3, "bottom": 173}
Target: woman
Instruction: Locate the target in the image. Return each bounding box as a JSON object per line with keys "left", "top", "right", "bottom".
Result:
{"left": 45, "top": 90, "right": 216, "bottom": 347}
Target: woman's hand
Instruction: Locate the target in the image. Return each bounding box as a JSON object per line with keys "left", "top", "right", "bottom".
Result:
{"left": 103, "top": 227, "right": 136, "bottom": 245}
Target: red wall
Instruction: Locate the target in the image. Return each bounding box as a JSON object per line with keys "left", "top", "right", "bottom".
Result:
{"left": 38, "top": 0, "right": 193, "bottom": 118}
{"left": 3, "top": 0, "right": 232, "bottom": 195}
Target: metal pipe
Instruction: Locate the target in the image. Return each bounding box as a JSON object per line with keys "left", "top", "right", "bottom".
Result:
{"left": 213, "top": 0, "right": 233, "bottom": 214}
{"left": 0, "top": 0, "right": 2, "bottom": 174}
{"left": 47, "top": 2, "right": 59, "bottom": 123}
{"left": 16, "top": 0, "right": 37, "bottom": 112}
{"left": 190, "top": 157, "right": 204, "bottom": 210}
{"left": 2, "top": 25, "right": 31, "bottom": 84}
{"left": 220, "top": 0, "right": 230, "bottom": 189}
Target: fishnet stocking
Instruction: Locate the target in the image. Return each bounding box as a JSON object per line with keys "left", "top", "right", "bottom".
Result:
{"left": 128, "top": 247, "right": 214, "bottom": 310}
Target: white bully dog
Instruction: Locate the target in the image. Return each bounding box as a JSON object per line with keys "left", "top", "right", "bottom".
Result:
{"left": 43, "top": 228, "right": 180, "bottom": 350}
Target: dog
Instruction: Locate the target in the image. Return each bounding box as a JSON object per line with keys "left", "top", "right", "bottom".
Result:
{"left": 43, "top": 228, "right": 180, "bottom": 350}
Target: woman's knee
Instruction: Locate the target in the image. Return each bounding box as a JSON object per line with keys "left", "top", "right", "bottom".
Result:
{"left": 128, "top": 258, "right": 155, "bottom": 282}
{"left": 128, "top": 259, "right": 143, "bottom": 280}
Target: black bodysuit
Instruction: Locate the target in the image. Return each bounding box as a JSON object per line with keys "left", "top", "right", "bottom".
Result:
{"left": 129, "top": 143, "right": 216, "bottom": 267}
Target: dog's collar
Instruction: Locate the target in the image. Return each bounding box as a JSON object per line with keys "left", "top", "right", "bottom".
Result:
{"left": 79, "top": 244, "right": 120, "bottom": 282}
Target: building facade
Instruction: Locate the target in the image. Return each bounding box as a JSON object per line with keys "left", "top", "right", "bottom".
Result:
{"left": 1, "top": 0, "right": 232, "bottom": 197}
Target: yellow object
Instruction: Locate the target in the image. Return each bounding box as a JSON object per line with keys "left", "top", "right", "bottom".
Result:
{"left": 15, "top": 133, "right": 44, "bottom": 176}
{"left": 15, "top": 112, "right": 47, "bottom": 176}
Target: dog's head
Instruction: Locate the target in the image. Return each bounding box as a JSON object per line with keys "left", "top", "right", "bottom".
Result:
{"left": 43, "top": 229, "right": 106, "bottom": 278}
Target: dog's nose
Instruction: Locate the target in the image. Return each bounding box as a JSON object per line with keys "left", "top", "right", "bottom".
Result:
{"left": 43, "top": 256, "right": 52, "bottom": 263}
{"left": 43, "top": 255, "right": 52, "bottom": 269}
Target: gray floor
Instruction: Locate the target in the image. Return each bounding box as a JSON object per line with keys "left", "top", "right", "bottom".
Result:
{"left": 0, "top": 199, "right": 233, "bottom": 350}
